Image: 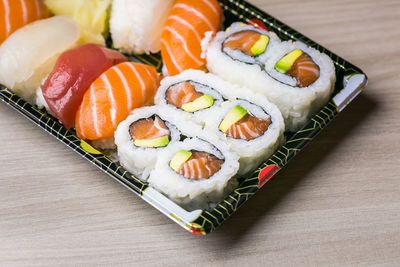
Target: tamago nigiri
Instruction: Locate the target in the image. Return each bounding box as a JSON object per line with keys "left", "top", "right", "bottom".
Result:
{"left": 161, "top": 0, "right": 223, "bottom": 75}
{"left": 75, "top": 62, "right": 160, "bottom": 149}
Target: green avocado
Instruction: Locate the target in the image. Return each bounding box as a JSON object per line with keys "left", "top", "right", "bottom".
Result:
{"left": 219, "top": 105, "right": 248, "bottom": 133}
{"left": 251, "top": 35, "right": 270, "bottom": 56}
{"left": 134, "top": 135, "right": 170, "bottom": 148}
{"left": 181, "top": 94, "right": 214, "bottom": 113}
{"left": 275, "top": 49, "right": 303, "bottom": 73}
{"left": 170, "top": 150, "right": 192, "bottom": 172}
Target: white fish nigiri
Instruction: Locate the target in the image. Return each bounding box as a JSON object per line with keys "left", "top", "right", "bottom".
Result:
{"left": 0, "top": 16, "right": 81, "bottom": 103}
{"left": 110, "top": 0, "right": 175, "bottom": 55}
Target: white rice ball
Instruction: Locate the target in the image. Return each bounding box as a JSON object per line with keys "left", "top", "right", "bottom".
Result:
{"left": 110, "top": 0, "right": 175, "bottom": 55}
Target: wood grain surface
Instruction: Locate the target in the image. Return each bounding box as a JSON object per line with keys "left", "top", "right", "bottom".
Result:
{"left": 1, "top": 0, "right": 400, "bottom": 266}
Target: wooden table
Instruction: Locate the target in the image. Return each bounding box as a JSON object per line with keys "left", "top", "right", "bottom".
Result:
{"left": 1, "top": 0, "right": 399, "bottom": 265}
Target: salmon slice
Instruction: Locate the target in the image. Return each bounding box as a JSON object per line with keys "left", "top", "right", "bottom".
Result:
{"left": 129, "top": 116, "right": 170, "bottom": 141}
{"left": 0, "top": 0, "right": 49, "bottom": 44}
{"left": 226, "top": 114, "right": 271, "bottom": 141}
{"left": 223, "top": 30, "right": 262, "bottom": 56}
{"left": 161, "top": 0, "right": 222, "bottom": 75}
{"left": 286, "top": 53, "right": 320, "bottom": 87}
{"left": 75, "top": 62, "right": 160, "bottom": 141}
{"left": 178, "top": 151, "right": 224, "bottom": 180}
{"left": 166, "top": 82, "right": 203, "bottom": 108}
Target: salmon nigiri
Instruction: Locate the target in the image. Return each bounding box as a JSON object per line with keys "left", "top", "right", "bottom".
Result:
{"left": 0, "top": 0, "right": 50, "bottom": 44}
{"left": 161, "top": 0, "right": 222, "bottom": 76}
{"left": 75, "top": 62, "right": 160, "bottom": 145}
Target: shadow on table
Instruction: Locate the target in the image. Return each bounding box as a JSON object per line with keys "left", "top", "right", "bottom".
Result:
{"left": 203, "top": 92, "right": 377, "bottom": 246}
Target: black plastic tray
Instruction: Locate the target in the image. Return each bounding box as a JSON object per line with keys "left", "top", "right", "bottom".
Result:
{"left": 0, "top": 0, "right": 367, "bottom": 235}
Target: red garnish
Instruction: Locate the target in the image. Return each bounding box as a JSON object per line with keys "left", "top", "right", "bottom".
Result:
{"left": 248, "top": 19, "right": 268, "bottom": 31}
{"left": 258, "top": 164, "right": 280, "bottom": 187}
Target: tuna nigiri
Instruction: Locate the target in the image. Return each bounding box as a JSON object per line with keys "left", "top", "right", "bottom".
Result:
{"left": 161, "top": 0, "right": 222, "bottom": 75}
{"left": 0, "top": 0, "right": 50, "bottom": 44}
{"left": 0, "top": 16, "right": 80, "bottom": 103}
{"left": 42, "top": 44, "right": 127, "bottom": 129}
{"left": 75, "top": 62, "right": 160, "bottom": 146}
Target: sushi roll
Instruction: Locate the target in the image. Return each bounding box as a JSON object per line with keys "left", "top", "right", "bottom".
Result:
{"left": 204, "top": 92, "right": 285, "bottom": 176}
{"left": 161, "top": 0, "right": 223, "bottom": 75}
{"left": 0, "top": 16, "right": 80, "bottom": 103}
{"left": 204, "top": 22, "right": 336, "bottom": 132}
{"left": 203, "top": 22, "right": 280, "bottom": 81}
{"left": 0, "top": 0, "right": 50, "bottom": 44}
{"left": 75, "top": 62, "right": 160, "bottom": 149}
{"left": 114, "top": 106, "right": 202, "bottom": 180}
{"left": 204, "top": 22, "right": 281, "bottom": 66}
{"left": 148, "top": 136, "right": 240, "bottom": 211}
{"left": 261, "top": 41, "right": 336, "bottom": 131}
{"left": 110, "top": 0, "right": 175, "bottom": 54}
{"left": 155, "top": 69, "right": 243, "bottom": 126}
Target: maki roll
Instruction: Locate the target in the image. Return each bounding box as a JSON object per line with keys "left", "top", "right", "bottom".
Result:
{"left": 148, "top": 137, "right": 240, "bottom": 211}
{"left": 204, "top": 22, "right": 281, "bottom": 66}
{"left": 262, "top": 41, "right": 336, "bottom": 131}
{"left": 205, "top": 92, "right": 284, "bottom": 176}
{"left": 203, "top": 22, "right": 280, "bottom": 88}
{"left": 115, "top": 106, "right": 202, "bottom": 181}
{"left": 204, "top": 22, "right": 336, "bottom": 132}
{"left": 155, "top": 69, "right": 230, "bottom": 126}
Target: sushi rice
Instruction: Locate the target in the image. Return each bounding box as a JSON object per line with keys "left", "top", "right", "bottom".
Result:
{"left": 110, "top": 0, "right": 175, "bottom": 54}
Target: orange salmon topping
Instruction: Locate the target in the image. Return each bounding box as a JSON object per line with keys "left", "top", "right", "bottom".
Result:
{"left": 166, "top": 82, "right": 203, "bottom": 108}
{"left": 161, "top": 0, "right": 223, "bottom": 75}
{"left": 129, "top": 116, "right": 170, "bottom": 141}
{"left": 178, "top": 151, "right": 224, "bottom": 180}
{"left": 286, "top": 53, "right": 320, "bottom": 87}
{"left": 223, "top": 30, "right": 262, "bottom": 56}
{"left": 226, "top": 114, "right": 271, "bottom": 141}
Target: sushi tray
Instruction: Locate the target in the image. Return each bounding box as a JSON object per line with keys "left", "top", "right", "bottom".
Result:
{"left": 0, "top": 0, "right": 367, "bottom": 235}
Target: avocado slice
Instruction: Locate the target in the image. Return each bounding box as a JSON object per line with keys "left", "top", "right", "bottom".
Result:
{"left": 251, "top": 35, "right": 270, "bottom": 56}
{"left": 219, "top": 105, "right": 248, "bottom": 133}
{"left": 134, "top": 135, "right": 170, "bottom": 148}
{"left": 181, "top": 94, "right": 214, "bottom": 113}
{"left": 275, "top": 49, "right": 303, "bottom": 73}
{"left": 170, "top": 150, "right": 192, "bottom": 172}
